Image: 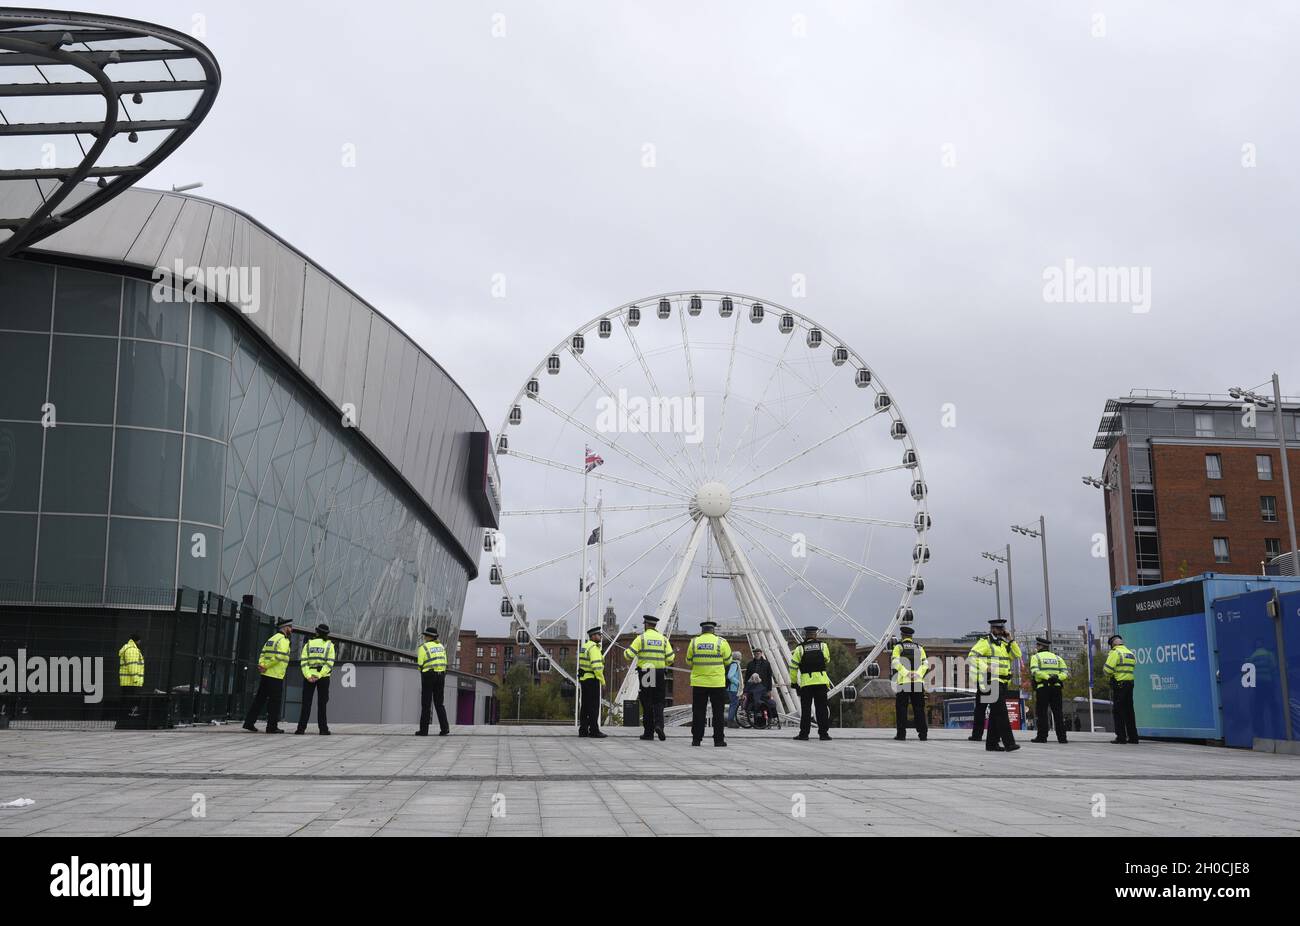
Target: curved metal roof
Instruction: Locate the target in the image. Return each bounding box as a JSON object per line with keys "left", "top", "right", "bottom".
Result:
{"left": 0, "top": 9, "right": 220, "bottom": 259}
{"left": 11, "top": 183, "right": 491, "bottom": 575}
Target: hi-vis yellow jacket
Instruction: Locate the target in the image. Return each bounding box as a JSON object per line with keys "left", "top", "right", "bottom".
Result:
{"left": 891, "top": 638, "right": 928, "bottom": 690}
{"left": 118, "top": 640, "right": 144, "bottom": 688}
{"left": 1104, "top": 644, "right": 1136, "bottom": 683}
{"left": 625, "top": 629, "right": 674, "bottom": 669}
{"left": 418, "top": 640, "right": 448, "bottom": 673}
{"left": 1029, "top": 650, "right": 1068, "bottom": 688}
{"left": 686, "top": 633, "right": 732, "bottom": 687}
{"left": 300, "top": 637, "right": 336, "bottom": 681}
{"left": 258, "top": 632, "right": 291, "bottom": 680}
{"left": 789, "top": 641, "right": 831, "bottom": 687}
{"left": 968, "top": 636, "right": 1020, "bottom": 686}
{"left": 578, "top": 640, "right": 605, "bottom": 684}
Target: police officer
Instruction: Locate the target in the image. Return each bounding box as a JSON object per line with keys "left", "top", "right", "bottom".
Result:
{"left": 116, "top": 632, "right": 145, "bottom": 728}
{"left": 416, "top": 626, "right": 449, "bottom": 736}
{"left": 1028, "top": 636, "right": 1068, "bottom": 744}
{"left": 891, "top": 625, "right": 928, "bottom": 741}
{"left": 790, "top": 625, "right": 832, "bottom": 741}
{"left": 1104, "top": 633, "right": 1139, "bottom": 744}
{"left": 577, "top": 625, "right": 607, "bottom": 738}
{"left": 686, "top": 619, "right": 732, "bottom": 747}
{"left": 243, "top": 618, "right": 293, "bottom": 733}
{"left": 295, "top": 623, "right": 336, "bottom": 735}
{"left": 967, "top": 618, "right": 1020, "bottom": 752}
{"left": 625, "top": 614, "right": 673, "bottom": 741}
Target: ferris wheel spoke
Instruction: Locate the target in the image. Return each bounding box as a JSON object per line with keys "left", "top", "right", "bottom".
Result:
{"left": 720, "top": 319, "right": 799, "bottom": 478}
{"left": 504, "top": 512, "right": 689, "bottom": 579}
{"left": 620, "top": 317, "right": 707, "bottom": 486}
{"left": 711, "top": 304, "right": 744, "bottom": 479}
{"left": 730, "top": 410, "right": 885, "bottom": 495}
{"left": 727, "top": 516, "right": 882, "bottom": 646}
{"left": 501, "top": 503, "right": 683, "bottom": 516}
{"left": 730, "top": 510, "right": 911, "bottom": 591}
{"left": 599, "top": 531, "right": 690, "bottom": 658}
{"left": 676, "top": 303, "right": 710, "bottom": 483}
{"left": 731, "top": 464, "right": 911, "bottom": 502}
{"left": 565, "top": 347, "right": 698, "bottom": 491}
{"left": 528, "top": 392, "right": 690, "bottom": 495}
{"left": 724, "top": 363, "right": 844, "bottom": 485}
{"left": 507, "top": 449, "right": 691, "bottom": 501}
{"left": 731, "top": 503, "right": 912, "bottom": 529}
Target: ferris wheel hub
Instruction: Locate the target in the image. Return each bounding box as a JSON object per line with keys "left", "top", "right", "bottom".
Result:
{"left": 692, "top": 481, "right": 733, "bottom": 518}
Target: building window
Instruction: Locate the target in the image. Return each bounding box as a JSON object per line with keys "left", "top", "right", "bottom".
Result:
{"left": 453, "top": 659, "right": 460, "bottom": 670}
{"left": 476, "top": 661, "right": 483, "bottom": 674}
{"left": 490, "top": 663, "right": 497, "bottom": 675}
{"left": 1195, "top": 413, "right": 1214, "bottom": 438}
{"left": 476, "top": 646, "right": 483, "bottom": 657}
{"left": 1131, "top": 489, "right": 1157, "bottom": 527}
{"left": 1209, "top": 496, "right": 1226, "bottom": 521}
{"left": 504, "top": 645, "right": 514, "bottom": 660}
{"left": 1213, "top": 537, "right": 1230, "bottom": 563}
{"left": 490, "top": 646, "right": 497, "bottom": 657}
{"left": 1257, "top": 454, "right": 1273, "bottom": 480}
{"left": 1265, "top": 539, "right": 1282, "bottom": 559}
{"left": 1261, "top": 496, "right": 1278, "bottom": 522}
{"left": 1205, "top": 454, "right": 1222, "bottom": 480}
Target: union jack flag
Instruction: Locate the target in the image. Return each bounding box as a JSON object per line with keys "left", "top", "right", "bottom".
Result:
{"left": 584, "top": 446, "right": 604, "bottom": 474}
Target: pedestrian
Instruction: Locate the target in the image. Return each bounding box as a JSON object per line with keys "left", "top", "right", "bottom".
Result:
{"left": 1104, "top": 633, "right": 1139, "bottom": 744}
{"left": 416, "top": 626, "right": 450, "bottom": 736}
{"left": 725, "top": 652, "right": 742, "bottom": 728}
{"left": 1029, "top": 636, "right": 1068, "bottom": 744}
{"left": 625, "top": 614, "right": 673, "bottom": 741}
{"left": 116, "top": 632, "right": 145, "bottom": 728}
{"left": 790, "top": 626, "right": 832, "bottom": 741}
{"left": 578, "top": 625, "right": 607, "bottom": 738}
{"left": 967, "top": 618, "right": 1020, "bottom": 752}
{"left": 243, "top": 618, "right": 293, "bottom": 734}
{"left": 295, "top": 623, "right": 335, "bottom": 735}
{"left": 891, "top": 625, "right": 928, "bottom": 741}
{"left": 686, "top": 619, "right": 731, "bottom": 746}
{"left": 745, "top": 648, "right": 773, "bottom": 690}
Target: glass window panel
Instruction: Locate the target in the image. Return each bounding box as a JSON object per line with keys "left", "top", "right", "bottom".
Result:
{"left": 1208, "top": 496, "right": 1225, "bottom": 520}
{"left": 186, "top": 349, "right": 230, "bottom": 439}
{"left": 0, "top": 512, "right": 37, "bottom": 600}
{"left": 106, "top": 517, "right": 177, "bottom": 602}
{"left": 1205, "top": 454, "right": 1222, "bottom": 479}
{"left": 0, "top": 260, "right": 54, "bottom": 332}
{"left": 121, "top": 277, "right": 189, "bottom": 344}
{"left": 182, "top": 436, "right": 226, "bottom": 525}
{"left": 0, "top": 423, "right": 43, "bottom": 511}
{"left": 35, "top": 514, "right": 105, "bottom": 601}
{"left": 1257, "top": 415, "right": 1275, "bottom": 436}
{"left": 1194, "top": 413, "right": 1214, "bottom": 438}
{"left": 49, "top": 334, "right": 117, "bottom": 424}
{"left": 116, "top": 340, "right": 186, "bottom": 429}
{"left": 42, "top": 424, "right": 112, "bottom": 513}
{"left": 178, "top": 522, "right": 221, "bottom": 593}
{"left": 191, "top": 302, "right": 235, "bottom": 357}
{"left": 53, "top": 267, "right": 120, "bottom": 335}
{"left": 1257, "top": 454, "right": 1273, "bottom": 480}
{"left": 0, "top": 332, "right": 49, "bottom": 420}
{"left": 112, "top": 428, "right": 182, "bottom": 517}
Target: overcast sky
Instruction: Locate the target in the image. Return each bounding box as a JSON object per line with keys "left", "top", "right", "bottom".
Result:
{"left": 88, "top": 0, "right": 1300, "bottom": 639}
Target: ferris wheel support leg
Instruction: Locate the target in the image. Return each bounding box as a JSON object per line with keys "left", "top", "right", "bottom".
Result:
{"left": 710, "top": 516, "right": 799, "bottom": 717}
{"left": 612, "top": 516, "right": 709, "bottom": 708}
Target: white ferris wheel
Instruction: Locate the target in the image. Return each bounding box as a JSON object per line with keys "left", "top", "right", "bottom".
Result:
{"left": 486, "top": 291, "right": 930, "bottom": 720}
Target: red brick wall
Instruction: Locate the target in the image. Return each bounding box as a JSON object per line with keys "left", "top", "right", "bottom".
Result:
{"left": 1152, "top": 443, "right": 1299, "bottom": 577}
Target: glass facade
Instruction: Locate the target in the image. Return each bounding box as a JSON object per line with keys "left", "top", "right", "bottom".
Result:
{"left": 0, "top": 259, "right": 468, "bottom": 650}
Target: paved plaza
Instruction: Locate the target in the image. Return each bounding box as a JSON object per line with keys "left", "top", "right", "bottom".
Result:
{"left": 1, "top": 725, "right": 1297, "bottom": 837}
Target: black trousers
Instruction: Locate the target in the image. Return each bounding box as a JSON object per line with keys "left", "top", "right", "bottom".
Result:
{"left": 985, "top": 681, "right": 1016, "bottom": 750}
{"left": 1112, "top": 681, "right": 1139, "bottom": 743}
{"left": 895, "top": 691, "right": 928, "bottom": 738}
{"left": 692, "top": 686, "right": 727, "bottom": 743}
{"left": 420, "top": 671, "right": 449, "bottom": 734}
{"left": 971, "top": 691, "right": 989, "bottom": 738}
{"left": 798, "top": 683, "right": 830, "bottom": 736}
{"left": 578, "top": 678, "right": 601, "bottom": 734}
{"left": 244, "top": 676, "right": 284, "bottom": 731}
{"left": 297, "top": 677, "right": 330, "bottom": 732}
{"left": 1033, "top": 686, "right": 1066, "bottom": 741}
{"left": 638, "top": 670, "right": 665, "bottom": 735}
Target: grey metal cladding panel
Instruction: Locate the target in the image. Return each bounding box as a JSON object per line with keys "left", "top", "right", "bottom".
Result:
{"left": 381, "top": 335, "right": 417, "bottom": 469}
{"left": 403, "top": 358, "right": 431, "bottom": 478}
{"left": 340, "top": 296, "right": 371, "bottom": 420}
{"left": 123, "top": 193, "right": 185, "bottom": 268}
{"left": 424, "top": 369, "right": 455, "bottom": 501}
{"left": 319, "top": 281, "right": 351, "bottom": 402}
{"left": 299, "top": 265, "right": 330, "bottom": 390}
{"left": 154, "top": 198, "right": 214, "bottom": 274}
{"left": 359, "top": 316, "right": 390, "bottom": 436}
{"left": 243, "top": 229, "right": 279, "bottom": 342}
{"left": 36, "top": 188, "right": 164, "bottom": 263}
{"left": 269, "top": 244, "right": 304, "bottom": 364}
{"left": 199, "top": 201, "right": 237, "bottom": 270}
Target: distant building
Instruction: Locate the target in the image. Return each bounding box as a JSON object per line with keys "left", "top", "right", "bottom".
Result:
{"left": 1093, "top": 390, "right": 1300, "bottom": 590}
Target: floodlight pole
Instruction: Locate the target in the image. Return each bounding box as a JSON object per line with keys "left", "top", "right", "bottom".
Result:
{"left": 1273, "top": 374, "right": 1299, "bottom": 568}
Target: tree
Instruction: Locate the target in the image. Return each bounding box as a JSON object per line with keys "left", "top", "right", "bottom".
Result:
{"left": 826, "top": 640, "right": 863, "bottom": 727}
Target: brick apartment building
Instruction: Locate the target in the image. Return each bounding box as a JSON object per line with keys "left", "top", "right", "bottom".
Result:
{"left": 1093, "top": 390, "right": 1300, "bottom": 589}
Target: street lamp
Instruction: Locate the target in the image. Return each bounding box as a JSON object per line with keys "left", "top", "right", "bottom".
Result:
{"left": 1230, "top": 376, "right": 1298, "bottom": 571}
{"left": 1083, "top": 463, "right": 1131, "bottom": 587}
{"left": 980, "top": 546, "right": 1016, "bottom": 642}
{"left": 1012, "top": 517, "right": 1053, "bottom": 640}
{"left": 971, "top": 571, "right": 1001, "bottom": 621}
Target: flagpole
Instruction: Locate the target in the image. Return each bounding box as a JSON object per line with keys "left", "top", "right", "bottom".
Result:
{"left": 577, "top": 449, "right": 590, "bottom": 730}
{"left": 596, "top": 490, "right": 605, "bottom": 729}
{"left": 1086, "top": 618, "right": 1096, "bottom": 733}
